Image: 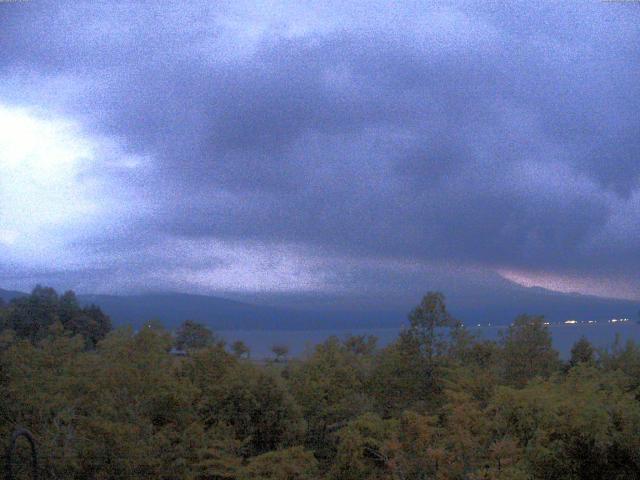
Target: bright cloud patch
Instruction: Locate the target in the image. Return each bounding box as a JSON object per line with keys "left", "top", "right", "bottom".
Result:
{"left": 0, "top": 2, "right": 639, "bottom": 304}
{"left": 497, "top": 268, "right": 639, "bottom": 302}
{"left": 0, "top": 105, "right": 135, "bottom": 269}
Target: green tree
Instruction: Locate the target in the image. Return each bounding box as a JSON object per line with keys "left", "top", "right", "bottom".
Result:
{"left": 74, "top": 326, "right": 197, "bottom": 478}
{"left": 2, "top": 287, "right": 111, "bottom": 348}
{"left": 370, "top": 292, "right": 459, "bottom": 414}
{"left": 369, "top": 340, "right": 424, "bottom": 415}
{"left": 288, "top": 337, "right": 370, "bottom": 460}
{"left": 190, "top": 423, "right": 244, "bottom": 479}
{"left": 500, "top": 314, "right": 560, "bottom": 387}
{"left": 569, "top": 336, "right": 595, "bottom": 368}
{"left": 231, "top": 339, "right": 250, "bottom": 359}
{"left": 488, "top": 366, "right": 640, "bottom": 479}
{"left": 175, "top": 320, "right": 215, "bottom": 351}
{"left": 599, "top": 336, "right": 640, "bottom": 390}
{"left": 65, "top": 305, "right": 112, "bottom": 349}
{"left": 343, "top": 334, "right": 378, "bottom": 356}
{"left": 0, "top": 298, "right": 6, "bottom": 331}
{"left": 406, "top": 292, "right": 458, "bottom": 361}
{"left": 183, "top": 347, "right": 304, "bottom": 457}
{"left": 239, "top": 446, "right": 318, "bottom": 480}
{"left": 5, "top": 285, "right": 60, "bottom": 342}
{"left": 403, "top": 292, "right": 459, "bottom": 389}
{"left": 329, "top": 413, "right": 395, "bottom": 480}
{"left": 449, "top": 339, "right": 502, "bottom": 407}
{"left": 271, "top": 344, "right": 290, "bottom": 362}
{"left": 58, "top": 290, "right": 80, "bottom": 325}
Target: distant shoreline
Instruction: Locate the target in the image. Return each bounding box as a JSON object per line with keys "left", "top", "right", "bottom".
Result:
{"left": 219, "top": 321, "right": 640, "bottom": 361}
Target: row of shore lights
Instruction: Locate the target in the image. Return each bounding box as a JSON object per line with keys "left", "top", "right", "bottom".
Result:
{"left": 470, "top": 318, "right": 633, "bottom": 327}
{"left": 562, "top": 318, "right": 631, "bottom": 325}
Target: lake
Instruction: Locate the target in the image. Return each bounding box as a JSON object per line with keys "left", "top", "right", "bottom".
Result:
{"left": 219, "top": 322, "right": 640, "bottom": 360}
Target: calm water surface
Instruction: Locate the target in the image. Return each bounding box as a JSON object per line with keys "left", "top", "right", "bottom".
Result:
{"left": 220, "top": 322, "right": 640, "bottom": 360}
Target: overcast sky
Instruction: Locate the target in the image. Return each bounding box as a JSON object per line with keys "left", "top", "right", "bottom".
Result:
{"left": 0, "top": 1, "right": 638, "bottom": 307}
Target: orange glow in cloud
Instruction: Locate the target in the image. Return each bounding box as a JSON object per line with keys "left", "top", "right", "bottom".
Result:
{"left": 497, "top": 268, "right": 639, "bottom": 302}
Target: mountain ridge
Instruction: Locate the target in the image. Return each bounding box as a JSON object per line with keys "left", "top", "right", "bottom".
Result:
{"left": 1, "top": 286, "right": 637, "bottom": 330}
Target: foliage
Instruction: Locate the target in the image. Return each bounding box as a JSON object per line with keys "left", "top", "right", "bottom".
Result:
{"left": 231, "top": 340, "right": 250, "bottom": 359}
{"left": 271, "top": 344, "right": 290, "bottom": 362}
{"left": 1, "top": 287, "right": 640, "bottom": 479}
{"left": 2, "top": 286, "right": 111, "bottom": 347}
{"left": 239, "top": 446, "right": 318, "bottom": 480}
{"left": 182, "top": 346, "right": 305, "bottom": 457}
{"left": 369, "top": 293, "right": 464, "bottom": 415}
{"left": 569, "top": 336, "right": 595, "bottom": 368}
{"left": 500, "top": 314, "right": 560, "bottom": 387}
{"left": 288, "top": 336, "right": 371, "bottom": 462}
{"left": 175, "top": 319, "right": 216, "bottom": 351}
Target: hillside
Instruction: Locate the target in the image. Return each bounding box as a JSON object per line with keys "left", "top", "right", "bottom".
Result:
{"left": 2, "top": 285, "right": 637, "bottom": 331}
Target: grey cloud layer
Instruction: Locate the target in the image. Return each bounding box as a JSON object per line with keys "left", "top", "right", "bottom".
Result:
{"left": 1, "top": 1, "right": 639, "bottom": 297}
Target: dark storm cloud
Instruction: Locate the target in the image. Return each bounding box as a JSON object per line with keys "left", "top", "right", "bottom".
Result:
{"left": 1, "top": 0, "right": 639, "bottom": 298}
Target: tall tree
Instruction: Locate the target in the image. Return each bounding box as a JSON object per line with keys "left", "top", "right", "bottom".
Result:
{"left": 175, "top": 320, "right": 215, "bottom": 351}
{"left": 374, "top": 292, "right": 459, "bottom": 411}
{"left": 405, "top": 292, "right": 459, "bottom": 363}
{"left": 569, "top": 336, "right": 595, "bottom": 368}
{"left": 183, "top": 347, "right": 304, "bottom": 456}
{"left": 343, "top": 334, "right": 378, "bottom": 356}
{"left": 500, "top": 314, "right": 560, "bottom": 387}
{"left": 2, "top": 287, "right": 111, "bottom": 347}
{"left": 58, "top": 290, "right": 80, "bottom": 326}
{"left": 6, "top": 285, "right": 60, "bottom": 342}
{"left": 231, "top": 339, "right": 250, "bottom": 359}
{"left": 287, "top": 337, "right": 372, "bottom": 461}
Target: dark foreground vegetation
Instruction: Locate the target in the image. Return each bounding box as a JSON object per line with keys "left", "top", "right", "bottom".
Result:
{"left": 2, "top": 287, "right": 640, "bottom": 479}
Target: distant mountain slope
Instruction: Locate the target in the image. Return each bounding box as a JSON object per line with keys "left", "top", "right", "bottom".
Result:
{"left": 449, "top": 286, "right": 639, "bottom": 325}
{"left": 77, "top": 292, "right": 291, "bottom": 330}
{"left": 2, "top": 285, "right": 638, "bottom": 331}
{"left": 77, "top": 292, "right": 403, "bottom": 331}
{"left": 75, "top": 288, "right": 640, "bottom": 330}
{"left": 0, "top": 288, "right": 26, "bottom": 303}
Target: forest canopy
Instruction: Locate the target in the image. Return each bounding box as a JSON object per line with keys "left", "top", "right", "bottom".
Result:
{"left": 1, "top": 288, "right": 640, "bottom": 479}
